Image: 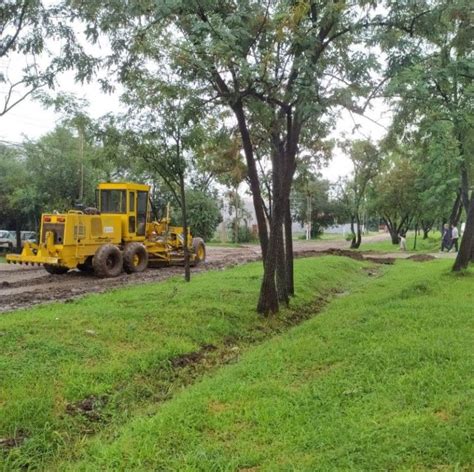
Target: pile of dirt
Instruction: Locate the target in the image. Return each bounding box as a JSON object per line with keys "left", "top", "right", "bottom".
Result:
{"left": 66, "top": 395, "right": 109, "bottom": 421}
{"left": 407, "top": 254, "right": 436, "bottom": 262}
{"left": 364, "top": 256, "right": 396, "bottom": 265}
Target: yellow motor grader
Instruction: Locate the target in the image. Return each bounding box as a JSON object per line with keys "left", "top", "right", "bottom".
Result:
{"left": 6, "top": 182, "right": 206, "bottom": 277}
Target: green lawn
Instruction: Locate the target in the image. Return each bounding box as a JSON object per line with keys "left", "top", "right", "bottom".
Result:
{"left": 1, "top": 257, "right": 472, "bottom": 471}
{"left": 360, "top": 231, "right": 442, "bottom": 253}
{"left": 62, "top": 259, "right": 473, "bottom": 471}
{"left": 0, "top": 256, "right": 371, "bottom": 470}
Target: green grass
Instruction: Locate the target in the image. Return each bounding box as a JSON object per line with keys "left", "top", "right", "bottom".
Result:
{"left": 360, "top": 231, "right": 442, "bottom": 253}
{"left": 58, "top": 260, "right": 473, "bottom": 471}
{"left": 1, "top": 258, "right": 472, "bottom": 471}
{"left": 0, "top": 256, "right": 371, "bottom": 470}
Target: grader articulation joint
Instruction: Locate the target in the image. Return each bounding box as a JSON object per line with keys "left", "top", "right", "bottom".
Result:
{"left": 6, "top": 182, "right": 206, "bottom": 277}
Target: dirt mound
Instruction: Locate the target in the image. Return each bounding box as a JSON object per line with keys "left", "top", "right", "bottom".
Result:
{"left": 364, "top": 256, "right": 395, "bottom": 265}
{"left": 407, "top": 254, "right": 436, "bottom": 262}
{"left": 322, "top": 248, "right": 365, "bottom": 260}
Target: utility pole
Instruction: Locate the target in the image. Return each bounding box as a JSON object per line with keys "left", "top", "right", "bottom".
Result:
{"left": 306, "top": 194, "right": 312, "bottom": 240}
{"left": 79, "top": 123, "right": 84, "bottom": 202}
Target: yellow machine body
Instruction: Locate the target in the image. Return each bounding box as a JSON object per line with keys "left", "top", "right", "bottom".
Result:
{"left": 6, "top": 182, "right": 203, "bottom": 273}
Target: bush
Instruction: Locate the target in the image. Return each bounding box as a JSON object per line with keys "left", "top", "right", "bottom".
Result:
{"left": 173, "top": 190, "right": 222, "bottom": 242}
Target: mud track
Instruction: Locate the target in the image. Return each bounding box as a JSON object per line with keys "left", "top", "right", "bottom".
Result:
{"left": 0, "top": 233, "right": 407, "bottom": 313}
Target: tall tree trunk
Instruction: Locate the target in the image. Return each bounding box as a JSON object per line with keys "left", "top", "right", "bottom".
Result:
{"left": 449, "top": 189, "right": 462, "bottom": 226}
{"left": 284, "top": 197, "right": 294, "bottom": 296}
{"left": 275, "top": 221, "right": 289, "bottom": 305}
{"left": 354, "top": 213, "right": 362, "bottom": 249}
{"left": 383, "top": 217, "right": 400, "bottom": 245}
{"left": 179, "top": 173, "right": 191, "bottom": 282}
{"left": 413, "top": 222, "right": 418, "bottom": 250}
{"left": 257, "top": 206, "right": 283, "bottom": 314}
{"left": 460, "top": 161, "right": 470, "bottom": 214}
{"left": 453, "top": 193, "right": 474, "bottom": 271}
{"left": 232, "top": 103, "right": 269, "bottom": 259}
{"left": 350, "top": 215, "right": 357, "bottom": 248}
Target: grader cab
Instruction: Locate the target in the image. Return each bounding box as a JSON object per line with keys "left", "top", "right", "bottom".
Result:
{"left": 6, "top": 182, "right": 206, "bottom": 277}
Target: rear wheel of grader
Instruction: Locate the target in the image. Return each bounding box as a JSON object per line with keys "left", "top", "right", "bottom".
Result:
{"left": 192, "top": 237, "right": 206, "bottom": 265}
{"left": 93, "top": 244, "right": 123, "bottom": 278}
{"left": 123, "top": 242, "right": 148, "bottom": 273}
{"left": 44, "top": 264, "right": 69, "bottom": 275}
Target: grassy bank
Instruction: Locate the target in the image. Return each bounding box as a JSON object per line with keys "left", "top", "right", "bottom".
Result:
{"left": 0, "top": 256, "right": 372, "bottom": 470}
{"left": 360, "top": 231, "right": 441, "bottom": 253}
{"left": 60, "top": 260, "right": 473, "bottom": 471}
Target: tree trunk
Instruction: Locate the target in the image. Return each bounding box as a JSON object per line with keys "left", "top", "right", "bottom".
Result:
{"left": 179, "top": 173, "right": 191, "bottom": 282}
{"left": 232, "top": 102, "right": 269, "bottom": 259}
{"left": 275, "top": 220, "right": 289, "bottom": 305}
{"left": 257, "top": 209, "right": 282, "bottom": 314}
{"left": 449, "top": 189, "right": 462, "bottom": 226}
{"left": 460, "top": 163, "right": 470, "bottom": 214}
{"left": 354, "top": 213, "right": 362, "bottom": 249}
{"left": 382, "top": 218, "right": 399, "bottom": 245}
{"left": 453, "top": 193, "right": 474, "bottom": 271}
{"left": 350, "top": 215, "right": 357, "bottom": 248}
{"left": 284, "top": 198, "right": 294, "bottom": 296}
{"left": 413, "top": 223, "right": 418, "bottom": 250}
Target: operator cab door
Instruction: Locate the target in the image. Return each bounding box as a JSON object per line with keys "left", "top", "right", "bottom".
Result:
{"left": 128, "top": 191, "right": 136, "bottom": 235}
{"left": 137, "top": 191, "right": 148, "bottom": 236}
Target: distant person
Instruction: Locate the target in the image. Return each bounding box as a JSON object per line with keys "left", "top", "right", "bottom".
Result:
{"left": 451, "top": 224, "right": 459, "bottom": 252}
{"left": 441, "top": 224, "right": 451, "bottom": 252}
{"left": 399, "top": 232, "right": 407, "bottom": 251}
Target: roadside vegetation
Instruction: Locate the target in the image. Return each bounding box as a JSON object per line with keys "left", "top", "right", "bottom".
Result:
{"left": 0, "top": 256, "right": 371, "bottom": 470}
{"left": 60, "top": 259, "right": 473, "bottom": 471}
{"left": 360, "top": 232, "right": 442, "bottom": 253}
{"left": 1, "top": 257, "right": 472, "bottom": 470}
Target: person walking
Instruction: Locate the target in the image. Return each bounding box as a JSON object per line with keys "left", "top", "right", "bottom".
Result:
{"left": 441, "top": 224, "right": 452, "bottom": 252}
{"left": 451, "top": 224, "right": 459, "bottom": 252}
{"left": 399, "top": 232, "right": 407, "bottom": 251}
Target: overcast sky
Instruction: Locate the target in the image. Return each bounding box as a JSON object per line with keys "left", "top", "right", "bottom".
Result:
{"left": 0, "top": 55, "right": 392, "bottom": 183}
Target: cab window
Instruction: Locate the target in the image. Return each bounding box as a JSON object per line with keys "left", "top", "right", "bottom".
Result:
{"left": 100, "top": 190, "right": 127, "bottom": 214}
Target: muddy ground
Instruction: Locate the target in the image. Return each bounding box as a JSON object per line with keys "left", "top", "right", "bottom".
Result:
{"left": 0, "top": 234, "right": 448, "bottom": 313}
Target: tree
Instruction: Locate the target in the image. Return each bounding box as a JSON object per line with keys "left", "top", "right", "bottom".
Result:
{"left": 370, "top": 156, "right": 419, "bottom": 245}
{"left": 23, "top": 124, "right": 100, "bottom": 211}
{"left": 121, "top": 82, "right": 207, "bottom": 282}
{"left": 343, "top": 140, "right": 381, "bottom": 248}
{"left": 383, "top": 0, "right": 473, "bottom": 213}
{"left": 176, "top": 190, "right": 222, "bottom": 242}
{"left": 0, "top": 1, "right": 87, "bottom": 116}
{"left": 292, "top": 174, "right": 335, "bottom": 239}
{"left": 453, "top": 193, "right": 474, "bottom": 271}
{"left": 0, "top": 144, "right": 31, "bottom": 248}
{"left": 71, "top": 1, "right": 432, "bottom": 314}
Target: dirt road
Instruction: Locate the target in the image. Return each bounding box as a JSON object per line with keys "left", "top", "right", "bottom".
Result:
{"left": 0, "top": 233, "right": 448, "bottom": 313}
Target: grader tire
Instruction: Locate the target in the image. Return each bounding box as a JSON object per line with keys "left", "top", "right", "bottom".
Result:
{"left": 93, "top": 244, "right": 123, "bottom": 278}
{"left": 44, "top": 264, "right": 69, "bottom": 275}
{"left": 192, "top": 237, "right": 206, "bottom": 265}
{"left": 123, "top": 243, "right": 148, "bottom": 274}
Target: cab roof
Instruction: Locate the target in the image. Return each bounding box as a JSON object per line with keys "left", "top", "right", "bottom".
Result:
{"left": 97, "top": 182, "right": 150, "bottom": 192}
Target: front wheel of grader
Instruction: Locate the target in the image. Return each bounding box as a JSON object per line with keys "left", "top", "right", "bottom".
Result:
{"left": 192, "top": 237, "right": 206, "bottom": 265}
